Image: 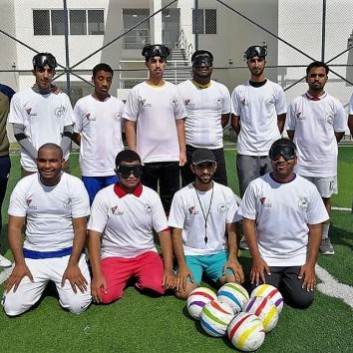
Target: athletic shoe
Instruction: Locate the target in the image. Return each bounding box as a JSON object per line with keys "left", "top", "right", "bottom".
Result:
{"left": 0, "top": 254, "right": 12, "bottom": 268}
{"left": 320, "top": 238, "right": 334, "bottom": 255}
{"left": 239, "top": 237, "right": 249, "bottom": 250}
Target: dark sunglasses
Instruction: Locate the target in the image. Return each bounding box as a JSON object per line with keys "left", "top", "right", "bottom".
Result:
{"left": 269, "top": 145, "right": 296, "bottom": 161}
{"left": 33, "top": 54, "right": 57, "bottom": 69}
{"left": 116, "top": 165, "right": 143, "bottom": 179}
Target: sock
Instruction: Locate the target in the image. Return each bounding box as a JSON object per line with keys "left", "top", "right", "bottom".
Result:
{"left": 322, "top": 223, "right": 330, "bottom": 240}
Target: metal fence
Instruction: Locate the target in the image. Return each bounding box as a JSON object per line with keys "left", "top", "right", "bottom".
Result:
{"left": 0, "top": 0, "right": 352, "bottom": 109}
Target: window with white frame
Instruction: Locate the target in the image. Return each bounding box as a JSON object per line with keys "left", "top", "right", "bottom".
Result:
{"left": 192, "top": 9, "right": 217, "bottom": 34}
{"left": 33, "top": 9, "right": 105, "bottom": 36}
{"left": 122, "top": 9, "right": 150, "bottom": 49}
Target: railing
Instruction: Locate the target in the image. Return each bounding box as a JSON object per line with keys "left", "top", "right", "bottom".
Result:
{"left": 177, "top": 29, "right": 194, "bottom": 61}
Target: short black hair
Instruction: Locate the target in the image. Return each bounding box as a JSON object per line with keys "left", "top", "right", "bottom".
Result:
{"left": 306, "top": 61, "right": 329, "bottom": 76}
{"left": 38, "top": 143, "right": 63, "bottom": 159}
{"left": 92, "top": 63, "right": 113, "bottom": 77}
{"left": 115, "top": 150, "right": 141, "bottom": 167}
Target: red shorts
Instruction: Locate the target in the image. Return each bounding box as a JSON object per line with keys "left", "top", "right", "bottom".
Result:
{"left": 100, "top": 251, "right": 165, "bottom": 303}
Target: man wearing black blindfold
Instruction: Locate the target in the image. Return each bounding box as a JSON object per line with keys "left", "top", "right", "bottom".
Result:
{"left": 178, "top": 50, "right": 231, "bottom": 187}
{"left": 88, "top": 150, "right": 176, "bottom": 304}
{"left": 9, "top": 52, "right": 74, "bottom": 177}
{"left": 238, "top": 138, "right": 329, "bottom": 309}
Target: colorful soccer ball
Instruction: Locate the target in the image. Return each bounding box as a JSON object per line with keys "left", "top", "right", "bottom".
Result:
{"left": 243, "top": 296, "right": 279, "bottom": 333}
{"left": 228, "top": 312, "right": 266, "bottom": 352}
{"left": 200, "top": 299, "right": 235, "bottom": 337}
{"left": 217, "top": 282, "right": 250, "bottom": 314}
{"left": 250, "top": 284, "right": 284, "bottom": 314}
{"left": 186, "top": 287, "right": 217, "bottom": 320}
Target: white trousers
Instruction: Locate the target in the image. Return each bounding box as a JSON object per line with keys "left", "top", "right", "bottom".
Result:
{"left": 2, "top": 254, "right": 92, "bottom": 316}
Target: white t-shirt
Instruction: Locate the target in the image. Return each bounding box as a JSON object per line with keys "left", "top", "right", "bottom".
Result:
{"left": 74, "top": 95, "right": 125, "bottom": 176}
{"left": 123, "top": 81, "right": 187, "bottom": 163}
{"left": 230, "top": 80, "right": 287, "bottom": 156}
{"left": 168, "top": 182, "right": 239, "bottom": 256}
{"left": 8, "top": 173, "right": 90, "bottom": 252}
{"left": 177, "top": 80, "right": 230, "bottom": 149}
{"left": 286, "top": 92, "right": 346, "bottom": 177}
{"left": 88, "top": 183, "right": 168, "bottom": 259}
{"left": 9, "top": 88, "right": 74, "bottom": 172}
{"left": 238, "top": 173, "right": 329, "bottom": 266}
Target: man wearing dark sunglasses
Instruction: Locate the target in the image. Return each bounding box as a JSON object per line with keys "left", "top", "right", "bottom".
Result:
{"left": 238, "top": 138, "right": 329, "bottom": 309}
{"left": 88, "top": 150, "right": 175, "bottom": 304}
{"left": 178, "top": 50, "right": 230, "bottom": 187}
{"left": 9, "top": 52, "right": 74, "bottom": 177}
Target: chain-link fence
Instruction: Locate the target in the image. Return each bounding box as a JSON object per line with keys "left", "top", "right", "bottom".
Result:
{"left": 1, "top": 0, "right": 353, "bottom": 143}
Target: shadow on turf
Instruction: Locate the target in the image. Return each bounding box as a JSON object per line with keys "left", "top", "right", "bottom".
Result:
{"left": 0, "top": 223, "right": 11, "bottom": 257}
{"left": 330, "top": 219, "right": 353, "bottom": 251}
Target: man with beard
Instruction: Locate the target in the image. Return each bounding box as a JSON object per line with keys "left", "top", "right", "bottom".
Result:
{"left": 124, "top": 44, "right": 186, "bottom": 215}
{"left": 286, "top": 62, "right": 346, "bottom": 255}
{"left": 230, "top": 46, "right": 287, "bottom": 197}
{"left": 168, "top": 148, "right": 244, "bottom": 299}
{"left": 238, "top": 138, "right": 329, "bottom": 308}
{"left": 178, "top": 50, "right": 230, "bottom": 186}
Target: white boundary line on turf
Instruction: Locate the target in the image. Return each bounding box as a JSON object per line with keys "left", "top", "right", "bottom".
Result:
{"left": 316, "top": 264, "right": 353, "bottom": 309}
{"left": 332, "top": 206, "right": 351, "bottom": 211}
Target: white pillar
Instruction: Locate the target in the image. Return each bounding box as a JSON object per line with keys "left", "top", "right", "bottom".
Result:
{"left": 150, "top": 0, "right": 162, "bottom": 44}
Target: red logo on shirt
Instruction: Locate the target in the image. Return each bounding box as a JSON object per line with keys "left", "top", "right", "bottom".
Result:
{"left": 188, "top": 206, "right": 196, "bottom": 215}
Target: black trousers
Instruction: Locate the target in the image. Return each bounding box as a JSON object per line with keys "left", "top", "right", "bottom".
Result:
{"left": 142, "top": 161, "right": 180, "bottom": 216}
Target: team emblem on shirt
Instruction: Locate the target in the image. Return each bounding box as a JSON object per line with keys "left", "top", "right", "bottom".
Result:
{"left": 138, "top": 97, "right": 148, "bottom": 108}
{"left": 298, "top": 198, "right": 308, "bottom": 210}
{"left": 55, "top": 105, "right": 66, "bottom": 118}
{"left": 326, "top": 114, "right": 334, "bottom": 125}
{"left": 85, "top": 113, "right": 96, "bottom": 121}
{"left": 63, "top": 197, "right": 72, "bottom": 209}
{"left": 260, "top": 197, "right": 272, "bottom": 208}
{"left": 241, "top": 99, "right": 247, "bottom": 106}
{"left": 184, "top": 99, "right": 191, "bottom": 106}
{"left": 296, "top": 112, "right": 305, "bottom": 120}
{"left": 217, "top": 203, "right": 226, "bottom": 213}
{"left": 170, "top": 97, "right": 177, "bottom": 105}
{"left": 214, "top": 98, "right": 222, "bottom": 106}
{"left": 111, "top": 205, "right": 124, "bottom": 215}
{"left": 26, "top": 198, "right": 37, "bottom": 210}
{"left": 188, "top": 206, "right": 199, "bottom": 215}
{"left": 26, "top": 108, "right": 37, "bottom": 117}
{"left": 144, "top": 204, "right": 152, "bottom": 214}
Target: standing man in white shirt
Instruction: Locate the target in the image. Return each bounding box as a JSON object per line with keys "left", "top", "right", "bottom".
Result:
{"left": 178, "top": 50, "right": 230, "bottom": 186}
{"left": 231, "top": 46, "right": 287, "bottom": 197}
{"left": 238, "top": 138, "right": 329, "bottom": 309}
{"left": 9, "top": 52, "right": 74, "bottom": 177}
{"left": 123, "top": 44, "right": 187, "bottom": 215}
{"left": 72, "top": 63, "right": 125, "bottom": 204}
{"left": 169, "top": 148, "right": 244, "bottom": 299}
{"left": 286, "top": 61, "right": 346, "bottom": 255}
{"left": 3, "top": 143, "right": 91, "bottom": 316}
{"left": 88, "top": 150, "right": 175, "bottom": 304}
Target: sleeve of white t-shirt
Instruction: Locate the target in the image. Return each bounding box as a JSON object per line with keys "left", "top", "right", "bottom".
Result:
{"left": 220, "top": 85, "right": 231, "bottom": 115}
{"left": 285, "top": 100, "right": 297, "bottom": 131}
{"left": 73, "top": 99, "right": 84, "bottom": 133}
{"left": 224, "top": 188, "right": 239, "bottom": 224}
{"left": 68, "top": 176, "right": 90, "bottom": 218}
{"left": 122, "top": 87, "right": 139, "bottom": 122}
{"left": 8, "top": 93, "right": 25, "bottom": 124}
{"left": 87, "top": 190, "right": 110, "bottom": 233}
{"left": 333, "top": 99, "right": 348, "bottom": 132}
{"left": 349, "top": 93, "right": 353, "bottom": 115}
{"left": 237, "top": 182, "right": 257, "bottom": 220}
{"left": 8, "top": 180, "right": 28, "bottom": 217}
{"left": 173, "top": 88, "right": 187, "bottom": 120}
{"left": 168, "top": 191, "right": 185, "bottom": 229}
{"left": 62, "top": 93, "right": 74, "bottom": 127}
{"left": 151, "top": 192, "right": 169, "bottom": 233}
{"left": 274, "top": 84, "right": 287, "bottom": 115}
{"left": 230, "top": 87, "right": 241, "bottom": 116}
{"left": 306, "top": 186, "right": 329, "bottom": 224}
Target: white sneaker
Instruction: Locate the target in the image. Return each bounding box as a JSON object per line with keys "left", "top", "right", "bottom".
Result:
{"left": 320, "top": 238, "right": 334, "bottom": 255}
{"left": 239, "top": 237, "right": 249, "bottom": 250}
{"left": 0, "top": 254, "right": 12, "bottom": 267}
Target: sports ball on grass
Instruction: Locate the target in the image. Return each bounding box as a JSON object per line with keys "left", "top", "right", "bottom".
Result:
{"left": 186, "top": 287, "right": 217, "bottom": 320}
{"left": 250, "top": 284, "right": 284, "bottom": 313}
{"left": 200, "top": 299, "right": 235, "bottom": 337}
{"left": 217, "top": 282, "right": 249, "bottom": 314}
{"left": 243, "top": 296, "right": 279, "bottom": 333}
{"left": 227, "top": 312, "right": 265, "bottom": 352}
